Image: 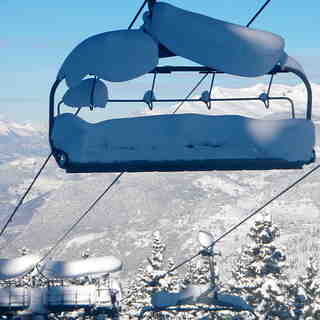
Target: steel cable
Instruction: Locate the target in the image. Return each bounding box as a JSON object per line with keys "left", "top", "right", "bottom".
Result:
{"left": 0, "top": 153, "right": 52, "bottom": 239}
{"left": 38, "top": 172, "right": 124, "bottom": 264}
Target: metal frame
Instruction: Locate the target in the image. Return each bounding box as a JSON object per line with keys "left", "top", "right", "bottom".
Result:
{"left": 0, "top": 287, "right": 30, "bottom": 313}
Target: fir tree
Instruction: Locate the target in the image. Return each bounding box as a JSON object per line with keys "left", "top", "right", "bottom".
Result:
{"left": 289, "top": 256, "right": 320, "bottom": 319}
{"left": 230, "top": 214, "right": 290, "bottom": 319}
{"left": 124, "top": 231, "right": 178, "bottom": 319}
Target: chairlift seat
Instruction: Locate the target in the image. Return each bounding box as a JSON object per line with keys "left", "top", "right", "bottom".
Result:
{"left": 50, "top": 113, "right": 315, "bottom": 173}
{"left": 151, "top": 284, "right": 252, "bottom": 312}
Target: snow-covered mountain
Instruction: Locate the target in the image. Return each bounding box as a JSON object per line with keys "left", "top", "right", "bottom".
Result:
{"left": 0, "top": 83, "right": 320, "bottom": 282}
{"left": 0, "top": 116, "right": 48, "bottom": 163}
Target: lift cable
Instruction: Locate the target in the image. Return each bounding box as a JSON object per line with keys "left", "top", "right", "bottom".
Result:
{"left": 160, "top": 163, "right": 320, "bottom": 279}
{"left": 37, "top": 172, "right": 124, "bottom": 265}
{"left": 32, "top": 2, "right": 148, "bottom": 259}
{"left": 0, "top": 153, "right": 53, "bottom": 239}
{"left": 122, "top": 163, "right": 320, "bottom": 301}
{"left": 0, "top": 108, "right": 84, "bottom": 243}
{"left": 128, "top": 0, "right": 148, "bottom": 30}
{"left": 173, "top": 73, "right": 209, "bottom": 114}
{"left": 128, "top": 0, "right": 272, "bottom": 31}
{"left": 246, "top": 0, "right": 272, "bottom": 28}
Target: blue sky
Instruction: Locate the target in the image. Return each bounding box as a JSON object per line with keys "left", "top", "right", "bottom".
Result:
{"left": 1, "top": 0, "right": 319, "bottom": 122}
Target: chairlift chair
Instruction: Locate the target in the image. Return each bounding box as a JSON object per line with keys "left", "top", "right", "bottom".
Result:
{"left": 139, "top": 230, "right": 255, "bottom": 319}
{"left": 49, "top": 1, "right": 315, "bottom": 173}
{"left": 0, "top": 255, "right": 39, "bottom": 316}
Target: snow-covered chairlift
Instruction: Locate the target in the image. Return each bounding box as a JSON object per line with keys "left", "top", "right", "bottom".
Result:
{"left": 138, "top": 284, "right": 254, "bottom": 319}
{"left": 42, "top": 256, "right": 122, "bottom": 315}
{"left": 139, "top": 230, "right": 254, "bottom": 318}
{"left": 0, "top": 287, "right": 30, "bottom": 313}
{"left": 0, "top": 255, "right": 39, "bottom": 314}
{"left": 49, "top": 1, "right": 315, "bottom": 173}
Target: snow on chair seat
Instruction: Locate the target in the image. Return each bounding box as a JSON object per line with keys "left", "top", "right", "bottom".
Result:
{"left": 151, "top": 284, "right": 252, "bottom": 312}
{"left": 42, "top": 256, "right": 122, "bottom": 279}
{"left": 0, "top": 255, "right": 39, "bottom": 280}
{"left": 142, "top": 2, "right": 284, "bottom": 77}
{"left": 50, "top": 113, "right": 315, "bottom": 173}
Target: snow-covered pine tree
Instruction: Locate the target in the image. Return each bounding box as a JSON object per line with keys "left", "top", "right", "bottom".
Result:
{"left": 230, "top": 213, "right": 290, "bottom": 319}
{"left": 291, "top": 256, "right": 320, "bottom": 319}
{"left": 124, "top": 231, "right": 178, "bottom": 319}
{"left": 182, "top": 258, "right": 212, "bottom": 288}
{"left": 286, "top": 278, "right": 307, "bottom": 319}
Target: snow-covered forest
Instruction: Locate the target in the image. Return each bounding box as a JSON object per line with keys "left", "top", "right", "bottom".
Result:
{"left": 121, "top": 214, "right": 320, "bottom": 319}
{"left": 1, "top": 214, "right": 320, "bottom": 319}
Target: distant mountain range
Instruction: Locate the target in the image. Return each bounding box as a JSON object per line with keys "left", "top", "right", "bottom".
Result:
{"left": 0, "top": 83, "right": 320, "bottom": 282}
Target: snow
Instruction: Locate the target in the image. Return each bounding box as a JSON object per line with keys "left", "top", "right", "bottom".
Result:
{"left": 51, "top": 113, "right": 315, "bottom": 169}
{"left": 58, "top": 29, "right": 159, "bottom": 87}
{"left": 193, "top": 175, "right": 244, "bottom": 196}
{"left": 65, "top": 232, "right": 108, "bottom": 249}
{"left": 0, "top": 255, "right": 40, "bottom": 280}
{"left": 142, "top": 2, "right": 284, "bottom": 77}
{"left": 281, "top": 53, "right": 305, "bottom": 74}
{"left": 0, "top": 119, "right": 39, "bottom": 137}
{"left": 0, "top": 122, "right": 10, "bottom": 136}
{"left": 198, "top": 230, "right": 214, "bottom": 247}
{"left": 62, "top": 78, "right": 108, "bottom": 109}
{"left": 151, "top": 284, "right": 252, "bottom": 311}
{"left": 42, "top": 256, "right": 122, "bottom": 279}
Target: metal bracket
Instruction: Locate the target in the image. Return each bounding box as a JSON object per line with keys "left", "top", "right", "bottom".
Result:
{"left": 259, "top": 73, "right": 274, "bottom": 109}
{"left": 143, "top": 72, "right": 157, "bottom": 110}
{"left": 89, "top": 76, "right": 98, "bottom": 110}
{"left": 200, "top": 72, "right": 216, "bottom": 109}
